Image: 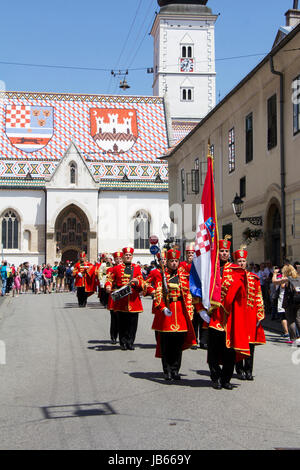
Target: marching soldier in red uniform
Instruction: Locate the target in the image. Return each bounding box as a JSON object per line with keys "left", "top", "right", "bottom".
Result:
{"left": 233, "top": 246, "right": 266, "bottom": 380}
{"left": 150, "top": 248, "right": 197, "bottom": 381}
{"left": 208, "top": 236, "right": 250, "bottom": 390}
{"left": 73, "top": 251, "right": 95, "bottom": 307}
{"left": 105, "top": 247, "right": 144, "bottom": 351}
{"left": 106, "top": 251, "right": 123, "bottom": 345}
{"left": 143, "top": 249, "right": 167, "bottom": 342}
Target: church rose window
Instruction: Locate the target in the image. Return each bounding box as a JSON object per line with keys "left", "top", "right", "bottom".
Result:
{"left": 1, "top": 210, "right": 19, "bottom": 249}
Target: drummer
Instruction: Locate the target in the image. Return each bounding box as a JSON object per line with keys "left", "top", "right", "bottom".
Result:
{"left": 105, "top": 247, "right": 144, "bottom": 351}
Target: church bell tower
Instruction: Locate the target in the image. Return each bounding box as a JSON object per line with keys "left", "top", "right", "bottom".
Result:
{"left": 151, "top": 0, "right": 218, "bottom": 144}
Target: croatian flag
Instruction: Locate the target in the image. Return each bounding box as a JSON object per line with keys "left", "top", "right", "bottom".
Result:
{"left": 190, "top": 150, "right": 221, "bottom": 313}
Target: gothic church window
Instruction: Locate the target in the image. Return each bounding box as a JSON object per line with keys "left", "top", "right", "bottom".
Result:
{"left": 1, "top": 210, "right": 19, "bottom": 249}
{"left": 70, "top": 162, "right": 77, "bottom": 184}
{"left": 134, "top": 211, "right": 150, "bottom": 249}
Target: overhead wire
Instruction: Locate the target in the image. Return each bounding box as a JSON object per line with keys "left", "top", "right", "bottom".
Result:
{"left": 108, "top": 0, "right": 144, "bottom": 94}
{"left": 124, "top": 0, "right": 157, "bottom": 69}
{"left": 112, "top": 0, "right": 157, "bottom": 94}
{"left": 0, "top": 47, "right": 298, "bottom": 86}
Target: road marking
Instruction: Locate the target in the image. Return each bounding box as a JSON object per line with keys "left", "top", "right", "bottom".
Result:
{"left": 0, "top": 340, "right": 6, "bottom": 364}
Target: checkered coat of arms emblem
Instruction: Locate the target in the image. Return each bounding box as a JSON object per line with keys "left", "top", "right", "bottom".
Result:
{"left": 5, "top": 105, "right": 54, "bottom": 153}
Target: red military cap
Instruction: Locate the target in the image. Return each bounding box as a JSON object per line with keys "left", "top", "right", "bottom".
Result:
{"left": 219, "top": 235, "right": 231, "bottom": 250}
{"left": 122, "top": 247, "right": 134, "bottom": 255}
{"left": 113, "top": 251, "right": 123, "bottom": 259}
{"left": 185, "top": 242, "right": 195, "bottom": 252}
{"left": 233, "top": 245, "right": 248, "bottom": 261}
{"left": 167, "top": 248, "right": 181, "bottom": 260}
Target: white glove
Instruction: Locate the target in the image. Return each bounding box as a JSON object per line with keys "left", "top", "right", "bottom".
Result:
{"left": 78, "top": 273, "right": 83, "bottom": 278}
{"left": 163, "top": 308, "right": 172, "bottom": 317}
{"left": 199, "top": 310, "right": 211, "bottom": 324}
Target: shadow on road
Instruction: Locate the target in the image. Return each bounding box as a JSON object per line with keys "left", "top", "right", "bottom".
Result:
{"left": 63, "top": 302, "right": 106, "bottom": 309}
{"left": 87, "top": 340, "right": 156, "bottom": 352}
{"left": 41, "top": 401, "right": 117, "bottom": 420}
{"left": 127, "top": 371, "right": 213, "bottom": 387}
{"left": 265, "top": 333, "right": 292, "bottom": 345}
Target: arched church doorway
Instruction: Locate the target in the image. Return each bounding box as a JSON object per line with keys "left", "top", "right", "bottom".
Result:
{"left": 55, "top": 204, "right": 90, "bottom": 263}
{"left": 265, "top": 202, "right": 281, "bottom": 266}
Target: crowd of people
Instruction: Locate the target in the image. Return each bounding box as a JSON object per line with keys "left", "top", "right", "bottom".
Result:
{"left": 0, "top": 258, "right": 168, "bottom": 299}
{"left": 0, "top": 260, "right": 76, "bottom": 297}
{"left": 247, "top": 259, "right": 300, "bottom": 343}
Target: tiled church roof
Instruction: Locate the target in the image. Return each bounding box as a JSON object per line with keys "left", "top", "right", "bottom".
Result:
{"left": 0, "top": 91, "right": 169, "bottom": 190}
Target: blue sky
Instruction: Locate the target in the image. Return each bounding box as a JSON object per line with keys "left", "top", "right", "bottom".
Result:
{"left": 0, "top": 0, "right": 294, "bottom": 100}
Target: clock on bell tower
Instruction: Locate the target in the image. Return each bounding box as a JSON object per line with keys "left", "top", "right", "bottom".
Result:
{"left": 151, "top": 0, "right": 218, "bottom": 143}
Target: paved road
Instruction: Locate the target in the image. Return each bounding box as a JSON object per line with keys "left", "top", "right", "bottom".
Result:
{"left": 0, "top": 291, "right": 299, "bottom": 450}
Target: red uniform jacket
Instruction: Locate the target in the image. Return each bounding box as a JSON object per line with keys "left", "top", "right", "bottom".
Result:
{"left": 246, "top": 272, "right": 266, "bottom": 345}
{"left": 150, "top": 266, "right": 196, "bottom": 357}
{"left": 106, "top": 266, "right": 115, "bottom": 311}
{"left": 105, "top": 263, "right": 144, "bottom": 313}
{"left": 143, "top": 268, "right": 163, "bottom": 314}
{"left": 73, "top": 261, "right": 95, "bottom": 293}
{"left": 209, "top": 262, "right": 250, "bottom": 359}
{"left": 179, "top": 261, "right": 191, "bottom": 273}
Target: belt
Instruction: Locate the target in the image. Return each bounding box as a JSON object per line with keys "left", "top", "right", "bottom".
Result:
{"left": 169, "top": 296, "right": 183, "bottom": 303}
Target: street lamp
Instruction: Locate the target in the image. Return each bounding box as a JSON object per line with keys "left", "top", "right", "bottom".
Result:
{"left": 161, "top": 222, "right": 174, "bottom": 250}
{"left": 232, "top": 193, "right": 263, "bottom": 226}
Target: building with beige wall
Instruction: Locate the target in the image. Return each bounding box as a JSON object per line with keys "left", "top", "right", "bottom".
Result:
{"left": 164, "top": 7, "right": 300, "bottom": 265}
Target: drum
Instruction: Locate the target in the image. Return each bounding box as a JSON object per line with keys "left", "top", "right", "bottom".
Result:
{"left": 111, "top": 284, "right": 132, "bottom": 302}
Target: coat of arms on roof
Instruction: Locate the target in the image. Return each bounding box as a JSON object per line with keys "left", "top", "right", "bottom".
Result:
{"left": 5, "top": 105, "right": 54, "bottom": 153}
{"left": 90, "top": 108, "right": 138, "bottom": 154}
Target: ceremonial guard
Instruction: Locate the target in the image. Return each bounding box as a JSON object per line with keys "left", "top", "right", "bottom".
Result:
{"left": 106, "top": 251, "right": 123, "bottom": 345}
{"left": 180, "top": 243, "right": 208, "bottom": 349}
{"left": 73, "top": 252, "right": 95, "bottom": 307}
{"left": 207, "top": 236, "right": 250, "bottom": 390}
{"left": 105, "top": 247, "right": 144, "bottom": 350}
{"left": 143, "top": 249, "right": 167, "bottom": 341}
{"left": 233, "top": 246, "right": 266, "bottom": 380}
{"left": 150, "top": 248, "right": 197, "bottom": 381}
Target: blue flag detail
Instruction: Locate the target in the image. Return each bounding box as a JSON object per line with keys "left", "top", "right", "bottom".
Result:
{"left": 189, "top": 262, "right": 202, "bottom": 299}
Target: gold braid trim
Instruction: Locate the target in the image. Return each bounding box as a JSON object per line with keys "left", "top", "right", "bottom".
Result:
{"left": 178, "top": 269, "right": 193, "bottom": 319}
{"left": 221, "top": 275, "right": 234, "bottom": 302}
{"left": 154, "top": 280, "right": 163, "bottom": 308}
{"left": 256, "top": 285, "right": 265, "bottom": 321}
{"left": 143, "top": 278, "right": 153, "bottom": 296}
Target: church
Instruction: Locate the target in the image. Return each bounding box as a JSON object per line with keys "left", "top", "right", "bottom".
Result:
{"left": 0, "top": 0, "right": 217, "bottom": 265}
